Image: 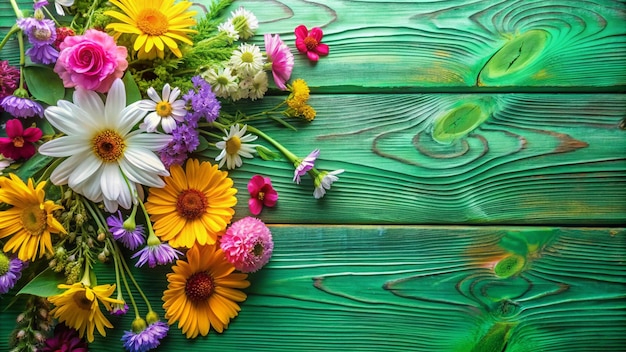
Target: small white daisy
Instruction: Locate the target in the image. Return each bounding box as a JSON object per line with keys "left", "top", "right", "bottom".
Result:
{"left": 138, "top": 84, "right": 186, "bottom": 133}
{"left": 313, "top": 169, "right": 345, "bottom": 199}
{"left": 229, "top": 7, "right": 258, "bottom": 40}
{"left": 201, "top": 67, "right": 239, "bottom": 99}
{"left": 229, "top": 43, "right": 264, "bottom": 76}
{"left": 215, "top": 124, "right": 258, "bottom": 169}
{"left": 218, "top": 21, "right": 239, "bottom": 41}
{"left": 38, "top": 79, "right": 172, "bottom": 213}
{"left": 249, "top": 70, "right": 268, "bottom": 100}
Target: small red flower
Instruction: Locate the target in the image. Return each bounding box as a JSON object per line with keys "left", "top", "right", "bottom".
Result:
{"left": 294, "top": 25, "right": 329, "bottom": 62}
{"left": 0, "top": 119, "right": 42, "bottom": 160}
{"left": 247, "top": 175, "right": 278, "bottom": 215}
{"left": 54, "top": 27, "right": 76, "bottom": 50}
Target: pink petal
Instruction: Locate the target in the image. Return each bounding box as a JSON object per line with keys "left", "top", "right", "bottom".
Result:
{"left": 18, "top": 143, "right": 36, "bottom": 159}
{"left": 295, "top": 39, "right": 307, "bottom": 53}
{"left": 307, "top": 50, "right": 319, "bottom": 61}
{"left": 294, "top": 25, "right": 309, "bottom": 40}
{"left": 310, "top": 27, "right": 324, "bottom": 41}
{"left": 248, "top": 198, "right": 263, "bottom": 215}
{"left": 264, "top": 189, "right": 279, "bottom": 206}
{"left": 5, "top": 119, "right": 23, "bottom": 138}
{"left": 315, "top": 43, "right": 330, "bottom": 56}
{"left": 247, "top": 174, "right": 265, "bottom": 194}
{"left": 22, "top": 127, "right": 43, "bottom": 142}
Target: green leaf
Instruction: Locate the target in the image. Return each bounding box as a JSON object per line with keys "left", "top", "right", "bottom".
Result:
{"left": 256, "top": 145, "right": 283, "bottom": 161}
{"left": 270, "top": 116, "right": 298, "bottom": 131}
{"left": 17, "top": 268, "right": 65, "bottom": 297}
{"left": 195, "top": 135, "right": 209, "bottom": 152}
{"left": 13, "top": 153, "right": 53, "bottom": 181}
{"left": 23, "top": 65, "right": 65, "bottom": 106}
{"left": 123, "top": 71, "right": 142, "bottom": 103}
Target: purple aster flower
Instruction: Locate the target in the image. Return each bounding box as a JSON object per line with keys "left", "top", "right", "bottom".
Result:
{"left": 0, "top": 61, "right": 20, "bottom": 104}
{"left": 17, "top": 17, "right": 57, "bottom": 47}
{"left": 182, "top": 76, "right": 221, "bottom": 127}
{"left": 122, "top": 321, "right": 169, "bottom": 352}
{"left": 132, "top": 242, "right": 182, "bottom": 268}
{"left": 111, "top": 301, "right": 129, "bottom": 316}
{"left": 158, "top": 123, "right": 199, "bottom": 168}
{"left": 0, "top": 252, "right": 25, "bottom": 294}
{"left": 41, "top": 323, "right": 88, "bottom": 352}
{"left": 1, "top": 90, "right": 44, "bottom": 118}
{"left": 293, "top": 149, "right": 320, "bottom": 184}
{"left": 107, "top": 211, "right": 146, "bottom": 250}
{"left": 34, "top": 0, "right": 49, "bottom": 10}
{"left": 26, "top": 44, "right": 59, "bottom": 65}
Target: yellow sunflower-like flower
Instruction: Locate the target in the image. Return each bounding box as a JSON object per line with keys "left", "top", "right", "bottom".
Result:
{"left": 105, "top": 0, "right": 197, "bottom": 59}
{"left": 162, "top": 244, "right": 250, "bottom": 338}
{"left": 0, "top": 174, "right": 66, "bottom": 262}
{"left": 145, "top": 159, "right": 237, "bottom": 248}
{"left": 48, "top": 283, "right": 123, "bottom": 342}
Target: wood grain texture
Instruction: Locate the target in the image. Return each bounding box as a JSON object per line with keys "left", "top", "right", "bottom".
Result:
{"left": 2, "top": 225, "right": 620, "bottom": 352}
{"left": 224, "top": 0, "right": 626, "bottom": 91}
{"left": 212, "top": 93, "right": 626, "bottom": 225}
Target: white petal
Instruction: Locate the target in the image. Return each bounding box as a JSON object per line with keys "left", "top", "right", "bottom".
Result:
{"left": 147, "top": 87, "right": 160, "bottom": 102}
{"left": 73, "top": 88, "right": 105, "bottom": 120}
{"left": 161, "top": 84, "right": 171, "bottom": 101}
{"left": 68, "top": 154, "right": 103, "bottom": 188}
{"left": 123, "top": 147, "right": 168, "bottom": 175}
{"left": 49, "top": 153, "right": 89, "bottom": 185}
{"left": 169, "top": 87, "right": 181, "bottom": 102}
{"left": 126, "top": 132, "right": 172, "bottom": 151}
{"left": 103, "top": 198, "right": 119, "bottom": 213}
{"left": 142, "top": 112, "right": 161, "bottom": 132}
{"left": 138, "top": 100, "right": 157, "bottom": 110}
{"left": 45, "top": 105, "right": 89, "bottom": 135}
{"left": 118, "top": 103, "right": 147, "bottom": 136}
{"left": 119, "top": 158, "right": 166, "bottom": 188}
{"left": 76, "top": 167, "right": 105, "bottom": 203}
{"left": 240, "top": 134, "right": 258, "bottom": 142}
{"left": 161, "top": 117, "right": 177, "bottom": 133}
{"left": 105, "top": 79, "right": 126, "bottom": 126}
{"left": 38, "top": 136, "right": 90, "bottom": 157}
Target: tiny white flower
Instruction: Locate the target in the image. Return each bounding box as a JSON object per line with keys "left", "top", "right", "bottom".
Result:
{"left": 38, "top": 79, "right": 172, "bottom": 213}
{"left": 201, "top": 67, "right": 239, "bottom": 99}
{"left": 313, "top": 169, "right": 345, "bottom": 199}
{"left": 229, "top": 43, "right": 264, "bottom": 76}
{"left": 218, "top": 21, "right": 239, "bottom": 41}
{"left": 215, "top": 124, "right": 258, "bottom": 169}
{"left": 138, "top": 84, "right": 186, "bottom": 133}
{"left": 249, "top": 71, "right": 269, "bottom": 100}
{"left": 229, "top": 7, "right": 258, "bottom": 40}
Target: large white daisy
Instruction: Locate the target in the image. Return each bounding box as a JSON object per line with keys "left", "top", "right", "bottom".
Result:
{"left": 39, "top": 78, "right": 172, "bottom": 213}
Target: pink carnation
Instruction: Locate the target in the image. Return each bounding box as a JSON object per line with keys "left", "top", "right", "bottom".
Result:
{"left": 54, "top": 29, "right": 128, "bottom": 93}
{"left": 264, "top": 33, "right": 294, "bottom": 90}
{"left": 220, "top": 217, "right": 274, "bottom": 273}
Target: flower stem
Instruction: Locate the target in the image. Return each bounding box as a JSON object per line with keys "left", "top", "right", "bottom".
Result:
{"left": 9, "top": 0, "right": 23, "bottom": 19}
{"left": 245, "top": 124, "right": 299, "bottom": 162}
{"left": 118, "top": 241, "right": 153, "bottom": 312}
{"left": 0, "top": 26, "right": 19, "bottom": 53}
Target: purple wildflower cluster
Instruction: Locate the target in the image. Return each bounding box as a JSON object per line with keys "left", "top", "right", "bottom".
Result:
{"left": 16, "top": 3, "right": 59, "bottom": 65}
{"left": 158, "top": 75, "right": 221, "bottom": 168}
{"left": 121, "top": 321, "right": 169, "bottom": 352}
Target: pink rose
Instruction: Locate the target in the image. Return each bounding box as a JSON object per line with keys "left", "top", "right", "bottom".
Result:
{"left": 54, "top": 29, "right": 128, "bottom": 93}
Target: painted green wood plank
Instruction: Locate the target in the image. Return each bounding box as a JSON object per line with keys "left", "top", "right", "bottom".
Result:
{"left": 0, "top": 0, "right": 29, "bottom": 65}
{"left": 2, "top": 226, "right": 623, "bottom": 351}
{"left": 207, "top": 93, "right": 626, "bottom": 225}
{"left": 223, "top": 0, "right": 626, "bottom": 91}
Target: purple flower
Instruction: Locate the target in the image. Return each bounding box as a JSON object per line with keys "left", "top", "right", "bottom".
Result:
{"left": 111, "top": 301, "right": 129, "bottom": 316}
{"left": 0, "top": 252, "right": 25, "bottom": 294}
{"left": 17, "top": 17, "right": 57, "bottom": 47}
{"left": 34, "top": 0, "right": 49, "bottom": 10}
{"left": 1, "top": 90, "right": 44, "bottom": 118}
{"left": 132, "top": 242, "right": 182, "bottom": 268}
{"left": 41, "top": 323, "right": 88, "bottom": 352}
{"left": 220, "top": 217, "right": 274, "bottom": 273}
{"left": 107, "top": 211, "right": 146, "bottom": 250}
{"left": 122, "top": 321, "right": 169, "bottom": 352}
{"left": 26, "top": 44, "right": 59, "bottom": 65}
{"left": 293, "top": 149, "right": 320, "bottom": 184}
{"left": 183, "top": 76, "right": 221, "bottom": 127}
{"left": 158, "top": 123, "right": 199, "bottom": 168}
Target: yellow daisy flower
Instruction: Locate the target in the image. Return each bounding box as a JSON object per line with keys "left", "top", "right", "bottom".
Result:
{"left": 145, "top": 159, "right": 237, "bottom": 248}
{"left": 105, "top": 0, "right": 197, "bottom": 59}
{"left": 48, "top": 283, "right": 123, "bottom": 342}
{"left": 162, "top": 244, "right": 250, "bottom": 338}
{"left": 0, "top": 174, "right": 66, "bottom": 262}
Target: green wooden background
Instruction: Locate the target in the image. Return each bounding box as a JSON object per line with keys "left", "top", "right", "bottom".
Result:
{"left": 1, "top": 0, "right": 625, "bottom": 351}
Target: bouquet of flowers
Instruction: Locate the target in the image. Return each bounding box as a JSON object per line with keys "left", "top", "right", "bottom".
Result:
{"left": 0, "top": 0, "right": 340, "bottom": 350}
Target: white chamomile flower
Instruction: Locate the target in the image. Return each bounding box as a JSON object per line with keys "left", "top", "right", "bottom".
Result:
{"left": 313, "top": 169, "right": 345, "bottom": 199}
{"left": 38, "top": 79, "right": 172, "bottom": 213}
{"left": 249, "top": 70, "right": 268, "bottom": 100}
{"left": 201, "top": 66, "right": 239, "bottom": 99}
{"left": 138, "top": 84, "right": 186, "bottom": 133}
{"left": 229, "top": 7, "right": 258, "bottom": 40}
{"left": 215, "top": 124, "right": 258, "bottom": 169}
{"left": 229, "top": 43, "right": 263, "bottom": 76}
{"left": 218, "top": 21, "right": 239, "bottom": 41}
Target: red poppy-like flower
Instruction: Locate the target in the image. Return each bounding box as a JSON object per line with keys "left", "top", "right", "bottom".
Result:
{"left": 248, "top": 175, "right": 278, "bottom": 215}
{"left": 0, "top": 119, "right": 42, "bottom": 160}
{"left": 294, "top": 25, "right": 329, "bottom": 62}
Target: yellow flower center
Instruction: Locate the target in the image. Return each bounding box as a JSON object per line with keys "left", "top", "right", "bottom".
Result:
{"left": 136, "top": 9, "right": 169, "bottom": 36}
{"left": 21, "top": 204, "right": 47, "bottom": 237}
{"left": 92, "top": 130, "right": 125, "bottom": 163}
{"left": 12, "top": 136, "right": 24, "bottom": 148}
{"left": 216, "top": 76, "right": 230, "bottom": 86}
{"left": 225, "top": 136, "right": 241, "bottom": 155}
{"left": 257, "top": 191, "right": 265, "bottom": 201}
{"left": 241, "top": 51, "right": 254, "bottom": 63}
{"left": 156, "top": 101, "right": 173, "bottom": 117}
{"left": 176, "top": 189, "right": 208, "bottom": 219}
{"left": 72, "top": 290, "right": 94, "bottom": 311}
{"left": 185, "top": 271, "right": 215, "bottom": 303}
